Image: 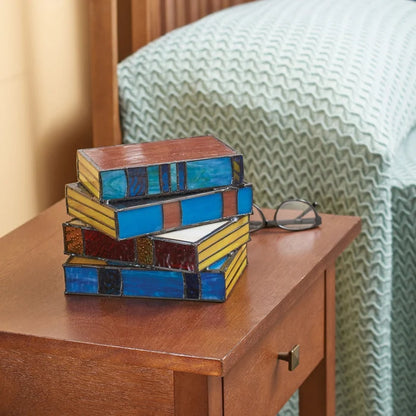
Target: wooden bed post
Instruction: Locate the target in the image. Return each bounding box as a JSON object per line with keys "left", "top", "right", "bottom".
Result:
{"left": 89, "top": 0, "right": 162, "bottom": 147}
{"left": 88, "top": 0, "right": 255, "bottom": 148}
{"left": 89, "top": 0, "right": 122, "bottom": 147}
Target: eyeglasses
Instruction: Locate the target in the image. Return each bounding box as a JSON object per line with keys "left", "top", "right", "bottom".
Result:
{"left": 249, "top": 199, "right": 322, "bottom": 232}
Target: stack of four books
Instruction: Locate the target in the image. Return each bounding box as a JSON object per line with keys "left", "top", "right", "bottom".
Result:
{"left": 62, "top": 136, "right": 253, "bottom": 302}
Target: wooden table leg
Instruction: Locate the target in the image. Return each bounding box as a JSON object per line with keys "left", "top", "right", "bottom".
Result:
{"left": 299, "top": 265, "right": 336, "bottom": 416}
{"left": 208, "top": 376, "right": 223, "bottom": 416}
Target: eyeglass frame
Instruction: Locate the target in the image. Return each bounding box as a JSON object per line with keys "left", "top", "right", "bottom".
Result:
{"left": 249, "top": 199, "right": 322, "bottom": 232}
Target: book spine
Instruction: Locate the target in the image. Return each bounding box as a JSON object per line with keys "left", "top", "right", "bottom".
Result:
{"left": 115, "top": 185, "right": 253, "bottom": 239}
{"left": 63, "top": 221, "right": 199, "bottom": 271}
{"left": 64, "top": 261, "right": 226, "bottom": 301}
{"left": 63, "top": 216, "right": 250, "bottom": 272}
{"left": 95, "top": 155, "right": 244, "bottom": 201}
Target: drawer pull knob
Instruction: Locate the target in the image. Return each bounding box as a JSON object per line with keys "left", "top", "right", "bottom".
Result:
{"left": 278, "top": 344, "right": 300, "bottom": 371}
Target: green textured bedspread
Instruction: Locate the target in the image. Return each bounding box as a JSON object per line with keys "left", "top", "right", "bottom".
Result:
{"left": 118, "top": 0, "right": 416, "bottom": 414}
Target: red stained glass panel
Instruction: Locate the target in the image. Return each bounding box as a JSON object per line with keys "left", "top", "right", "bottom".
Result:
{"left": 84, "top": 229, "right": 136, "bottom": 262}
{"left": 154, "top": 241, "right": 197, "bottom": 272}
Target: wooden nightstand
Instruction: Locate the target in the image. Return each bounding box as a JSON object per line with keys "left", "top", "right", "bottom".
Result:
{"left": 0, "top": 200, "right": 360, "bottom": 415}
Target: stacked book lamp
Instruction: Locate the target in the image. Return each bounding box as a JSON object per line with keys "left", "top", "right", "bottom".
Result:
{"left": 63, "top": 136, "right": 253, "bottom": 302}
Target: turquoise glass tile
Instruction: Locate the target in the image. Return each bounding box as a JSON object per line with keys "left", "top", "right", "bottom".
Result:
{"left": 200, "top": 273, "right": 225, "bottom": 301}
{"left": 147, "top": 165, "right": 161, "bottom": 194}
{"left": 65, "top": 266, "right": 98, "bottom": 294}
{"left": 101, "top": 170, "right": 127, "bottom": 200}
{"left": 237, "top": 186, "right": 253, "bottom": 214}
{"left": 186, "top": 157, "right": 232, "bottom": 190}
{"left": 170, "top": 163, "right": 177, "bottom": 191}
{"left": 118, "top": 205, "right": 163, "bottom": 238}
{"left": 122, "top": 269, "right": 184, "bottom": 298}
{"left": 181, "top": 193, "right": 222, "bottom": 225}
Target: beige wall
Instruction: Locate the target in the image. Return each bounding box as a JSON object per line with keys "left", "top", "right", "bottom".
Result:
{"left": 0, "top": 0, "right": 92, "bottom": 237}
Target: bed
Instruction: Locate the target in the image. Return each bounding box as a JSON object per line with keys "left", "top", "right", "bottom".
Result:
{"left": 88, "top": 1, "right": 416, "bottom": 415}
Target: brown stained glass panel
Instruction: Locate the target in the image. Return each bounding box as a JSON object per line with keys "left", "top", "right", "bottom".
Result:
{"left": 222, "top": 189, "right": 238, "bottom": 217}
{"left": 154, "top": 241, "right": 197, "bottom": 272}
{"left": 84, "top": 229, "right": 136, "bottom": 262}
{"left": 65, "top": 226, "right": 84, "bottom": 255}
{"left": 162, "top": 201, "right": 181, "bottom": 229}
{"left": 136, "top": 237, "right": 154, "bottom": 265}
{"left": 80, "top": 136, "right": 238, "bottom": 170}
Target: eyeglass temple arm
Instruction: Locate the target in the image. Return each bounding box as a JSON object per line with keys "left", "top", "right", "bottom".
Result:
{"left": 265, "top": 217, "right": 320, "bottom": 227}
{"left": 294, "top": 202, "right": 318, "bottom": 220}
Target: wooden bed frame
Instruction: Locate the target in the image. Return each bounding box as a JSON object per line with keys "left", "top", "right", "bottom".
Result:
{"left": 89, "top": 0, "right": 254, "bottom": 148}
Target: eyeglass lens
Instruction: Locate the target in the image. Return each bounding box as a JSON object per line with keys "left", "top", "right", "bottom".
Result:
{"left": 274, "top": 200, "right": 317, "bottom": 230}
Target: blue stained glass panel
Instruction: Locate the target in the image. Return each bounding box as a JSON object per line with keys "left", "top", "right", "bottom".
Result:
{"left": 101, "top": 170, "right": 127, "bottom": 200}
{"left": 237, "top": 186, "right": 253, "bottom": 214}
{"left": 208, "top": 256, "right": 228, "bottom": 270}
{"left": 200, "top": 273, "right": 225, "bottom": 301}
{"left": 122, "top": 269, "right": 184, "bottom": 298}
{"left": 118, "top": 205, "right": 163, "bottom": 239}
{"left": 186, "top": 158, "right": 232, "bottom": 190}
{"left": 65, "top": 266, "right": 98, "bottom": 294}
{"left": 147, "top": 165, "right": 161, "bottom": 194}
{"left": 181, "top": 193, "right": 222, "bottom": 225}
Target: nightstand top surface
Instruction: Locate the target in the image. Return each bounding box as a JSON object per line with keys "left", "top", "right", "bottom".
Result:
{"left": 0, "top": 200, "right": 360, "bottom": 376}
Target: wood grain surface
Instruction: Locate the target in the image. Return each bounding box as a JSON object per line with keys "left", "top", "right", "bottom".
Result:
{"left": 223, "top": 275, "right": 324, "bottom": 416}
{"left": 0, "top": 346, "right": 174, "bottom": 415}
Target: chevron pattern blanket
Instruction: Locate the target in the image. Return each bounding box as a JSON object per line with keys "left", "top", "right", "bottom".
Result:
{"left": 117, "top": 0, "right": 416, "bottom": 414}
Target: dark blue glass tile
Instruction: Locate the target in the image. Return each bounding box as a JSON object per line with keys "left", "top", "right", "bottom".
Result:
{"left": 98, "top": 268, "right": 121, "bottom": 295}
{"left": 160, "top": 164, "right": 170, "bottom": 193}
{"left": 184, "top": 273, "right": 200, "bottom": 299}
{"left": 127, "top": 167, "right": 147, "bottom": 197}
{"left": 177, "top": 162, "right": 186, "bottom": 191}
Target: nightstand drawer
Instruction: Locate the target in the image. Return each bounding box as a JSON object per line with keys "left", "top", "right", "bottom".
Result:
{"left": 223, "top": 274, "right": 325, "bottom": 416}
